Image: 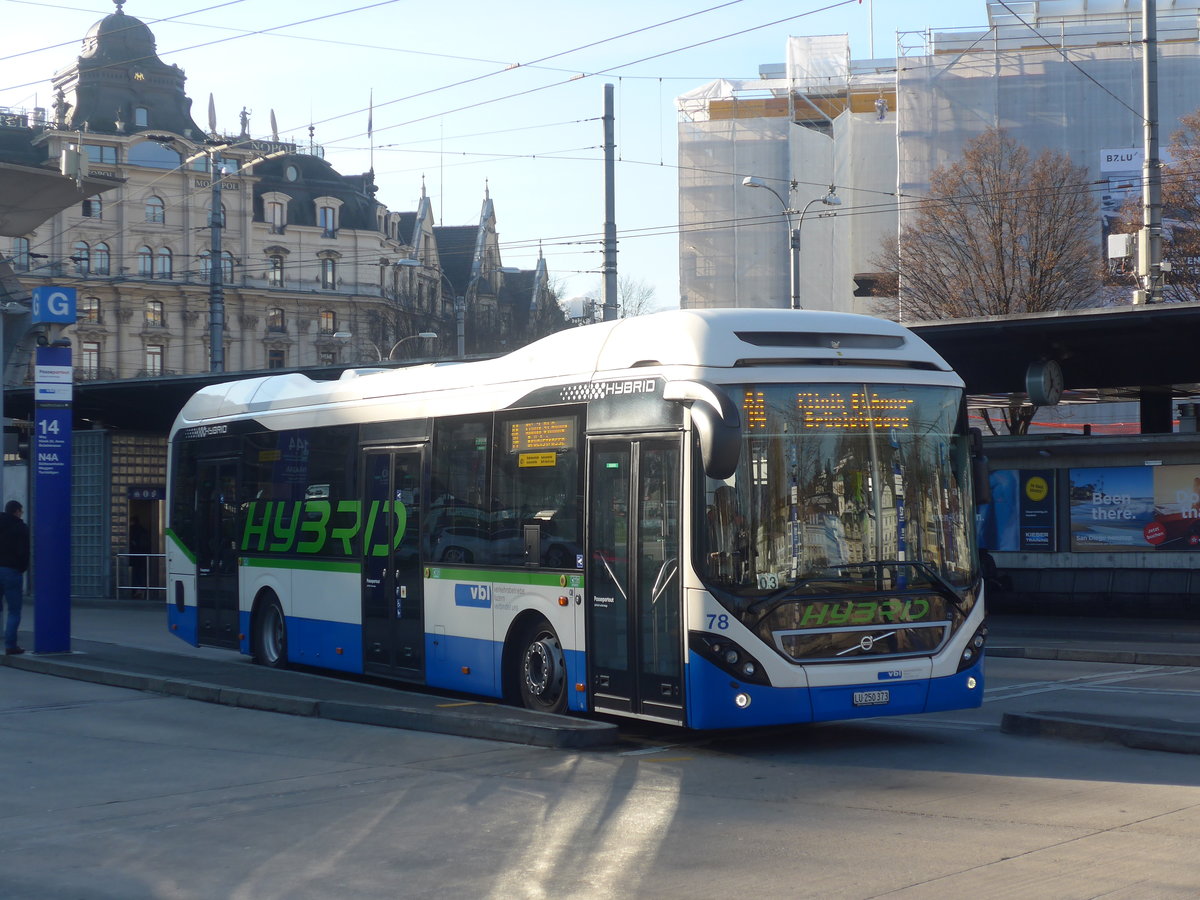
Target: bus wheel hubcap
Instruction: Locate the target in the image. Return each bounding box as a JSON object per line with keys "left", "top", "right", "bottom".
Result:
{"left": 524, "top": 636, "right": 563, "bottom": 699}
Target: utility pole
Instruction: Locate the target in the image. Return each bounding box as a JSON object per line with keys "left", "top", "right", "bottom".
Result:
{"left": 1139, "top": 0, "right": 1163, "bottom": 304}
{"left": 601, "top": 84, "right": 618, "bottom": 321}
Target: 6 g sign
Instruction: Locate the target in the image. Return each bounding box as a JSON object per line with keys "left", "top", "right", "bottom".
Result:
{"left": 32, "top": 285, "right": 77, "bottom": 324}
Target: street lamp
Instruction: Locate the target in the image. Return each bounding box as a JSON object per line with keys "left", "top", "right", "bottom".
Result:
{"left": 742, "top": 176, "right": 840, "bottom": 310}
{"left": 385, "top": 332, "right": 437, "bottom": 360}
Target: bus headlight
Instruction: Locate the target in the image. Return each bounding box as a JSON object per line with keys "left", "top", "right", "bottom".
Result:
{"left": 957, "top": 621, "right": 988, "bottom": 672}
{"left": 689, "top": 631, "right": 771, "bottom": 686}
{"left": 734, "top": 692, "right": 752, "bottom": 708}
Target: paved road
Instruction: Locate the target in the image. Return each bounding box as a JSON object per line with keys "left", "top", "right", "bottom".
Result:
{"left": 2, "top": 604, "right": 1200, "bottom": 897}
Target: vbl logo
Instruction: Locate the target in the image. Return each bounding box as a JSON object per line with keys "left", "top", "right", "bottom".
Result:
{"left": 454, "top": 584, "right": 491, "bottom": 608}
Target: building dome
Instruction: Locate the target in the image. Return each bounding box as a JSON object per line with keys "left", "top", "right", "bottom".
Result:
{"left": 80, "top": 2, "right": 157, "bottom": 64}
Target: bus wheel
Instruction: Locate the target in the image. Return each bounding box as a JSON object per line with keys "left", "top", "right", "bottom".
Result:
{"left": 516, "top": 618, "right": 567, "bottom": 714}
{"left": 253, "top": 597, "right": 288, "bottom": 669}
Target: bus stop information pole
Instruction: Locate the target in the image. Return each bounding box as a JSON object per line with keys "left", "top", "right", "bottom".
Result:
{"left": 31, "top": 285, "right": 76, "bottom": 654}
{"left": 32, "top": 344, "right": 72, "bottom": 652}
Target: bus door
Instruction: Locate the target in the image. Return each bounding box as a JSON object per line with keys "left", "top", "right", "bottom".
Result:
{"left": 361, "top": 446, "right": 425, "bottom": 678}
{"left": 195, "top": 457, "right": 240, "bottom": 649}
{"left": 587, "top": 437, "right": 683, "bottom": 723}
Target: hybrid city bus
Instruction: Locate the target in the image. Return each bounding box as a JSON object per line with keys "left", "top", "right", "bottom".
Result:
{"left": 165, "top": 308, "right": 988, "bottom": 729}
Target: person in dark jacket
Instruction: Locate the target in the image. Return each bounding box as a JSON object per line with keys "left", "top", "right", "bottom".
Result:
{"left": 0, "top": 500, "right": 30, "bottom": 655}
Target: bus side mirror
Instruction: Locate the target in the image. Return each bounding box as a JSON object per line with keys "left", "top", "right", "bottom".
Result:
{"left": 665, "top": 380, "right": 741, "bottom": 480}
{"left": 969, "top": 427, "right": 991, "bottom": 506}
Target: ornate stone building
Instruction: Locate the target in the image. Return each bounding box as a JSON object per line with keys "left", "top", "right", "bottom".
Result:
{"left": 4, "top": 1, "right": 557, "bottom": 380}
{"left": 0, "top": 0, "right": 562, "bottom": 598}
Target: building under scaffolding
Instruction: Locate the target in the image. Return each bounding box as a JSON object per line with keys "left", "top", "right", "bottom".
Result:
{"left": 677, "top": 0, "right": 1200, "bottom": 313}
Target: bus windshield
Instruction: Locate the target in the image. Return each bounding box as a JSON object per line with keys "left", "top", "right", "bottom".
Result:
{"left": 700, "top": 383, "right": 975, "bottom": 600}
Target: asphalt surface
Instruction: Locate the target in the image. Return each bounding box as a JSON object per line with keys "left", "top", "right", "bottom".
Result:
{"left": 4, "top": 601, "right": 1200, "bottom": 752}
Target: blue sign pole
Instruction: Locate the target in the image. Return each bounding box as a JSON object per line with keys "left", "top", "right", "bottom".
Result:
{"left": 33, "top": 345, "right": 72, "bottom": 653}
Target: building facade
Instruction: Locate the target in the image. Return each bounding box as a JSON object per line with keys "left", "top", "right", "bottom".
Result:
{"left": 3, "top": 3, "right": 556, "bottom": 379}
{"left": 677, "top": 0, "right": 1200, "bottom": 314}
{"left": 0, "top": 2, "right": 561, "bottom": 598}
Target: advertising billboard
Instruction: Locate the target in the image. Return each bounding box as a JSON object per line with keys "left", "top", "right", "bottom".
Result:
{"left": 1069, "top": 465, "right": 1200, "bottom": 551}
{"left": 980, "top": 469, "right": 1057, "bottom": 552}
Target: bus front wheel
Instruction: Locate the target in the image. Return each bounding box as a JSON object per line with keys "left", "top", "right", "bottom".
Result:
{"left": 515, "top": 618, "right": 567, "bottom": 714}
{"left": 253, "top": 596, "right": 288, "bottom": 669}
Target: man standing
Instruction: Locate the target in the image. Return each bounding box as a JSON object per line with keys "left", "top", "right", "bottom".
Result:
{"left": 0, "top": 500, "right": 29, "bottom": 655}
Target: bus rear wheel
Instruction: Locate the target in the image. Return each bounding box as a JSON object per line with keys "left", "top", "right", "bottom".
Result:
{"left": 516, "top": 618, "right": 567, "bottom": 714}
{"left": 253, "top": 596, "right": 288, "bottom": 669}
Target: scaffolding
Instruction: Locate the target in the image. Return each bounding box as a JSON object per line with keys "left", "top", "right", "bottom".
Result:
{"left": 677, "top": 2, "right": 1200, "bottom": 315}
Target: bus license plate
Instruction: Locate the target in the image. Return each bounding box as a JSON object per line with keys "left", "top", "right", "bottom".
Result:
{"left": 853, "top": 689, "right": 890, "bottom": 707}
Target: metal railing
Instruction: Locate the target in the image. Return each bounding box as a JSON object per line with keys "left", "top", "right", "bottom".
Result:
{"left": 115, "top": 553, "right": 166, "bottom": 599}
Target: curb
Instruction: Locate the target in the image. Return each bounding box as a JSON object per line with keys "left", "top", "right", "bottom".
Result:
{"left": 1, "top": 653, "right": 618, "bottom": 750}
{"left": 1001, "top": 711, "right": 1200, "bottom": 755}
{"left": 987, "top": 647, "right": 1200, "bottom": 667}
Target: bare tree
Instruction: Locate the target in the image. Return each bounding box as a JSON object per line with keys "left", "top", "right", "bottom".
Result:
{"left": 874, "top": 128, "right": 1101, "bottom": 320}
{"left": 618, "top": 275, "right": 659, "bottom": 318}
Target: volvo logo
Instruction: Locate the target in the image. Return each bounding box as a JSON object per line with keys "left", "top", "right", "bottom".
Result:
{"left": 836, "top": 630, "right": 898, "bottom": 657}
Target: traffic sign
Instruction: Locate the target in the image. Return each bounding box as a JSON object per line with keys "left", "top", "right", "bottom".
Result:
{"left": 31, "top": 285, "right": 77, "bottom": 324}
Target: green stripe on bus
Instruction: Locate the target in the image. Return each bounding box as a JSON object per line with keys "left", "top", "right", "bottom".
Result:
{"left": 166, "top": 528, "right": 196, "bottom": 564}
{"left": 427, "top": 567, "right": 584, "bottom": 589}
{"left": 242, "top": 557, "right": 361, "bottom": 574}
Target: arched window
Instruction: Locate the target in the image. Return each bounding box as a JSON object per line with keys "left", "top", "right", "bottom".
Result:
{"left": 267, "top": 201, "right": 285, "bottom": 234}
{"left": 320, "top": 257, "right": 336, "bottom": 289}
{"left": 318, "top": 309, "right": 336, "bottom": 333}
{"left": 145, "top": 196, "right": 165, "bottom": 224}
{"left": 127, "top": 141, "right": 180, "bottom": 169}
{"left": 198, "top": 251, "right": 233, "bottom": 281}
{"left": 318, "top": 205, "right": 337, "bottom": 236}
{"left": 145, "top": 300, "right": 164, "bottom": 328}
{"left": 72, "top": 240, "right": 90, "bottom": 275}
{"left": 155, "top": 247, "right": 172, "bottom": 280}
{"left": 79, "top": 296, "right": 101, "bottom": 324}
{"left": 268, "top": 255, "right": 284, "bottom": 288}
{"left": 93, "top": 242, "right": 110, "bottom": 276}
{"left": 134, "top": 107, "right": 148, "bottom": 127}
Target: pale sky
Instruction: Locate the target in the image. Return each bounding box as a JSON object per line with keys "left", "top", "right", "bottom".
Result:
{"left": 0, "top": 0, "right": 992, "bottom": 310}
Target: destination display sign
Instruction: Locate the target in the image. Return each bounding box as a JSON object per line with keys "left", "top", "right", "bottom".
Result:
{"left": 743, "top": 390, "right": 916, "bottom": 430}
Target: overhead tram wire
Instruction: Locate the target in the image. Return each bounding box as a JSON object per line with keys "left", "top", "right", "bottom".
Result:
{"left": 306, "top": 0, "right": 863, "bottom": 146}
{"left": 0, "top": 0, "right": 252, "bottom": 64}
{"left": 0, "top": 0, "right": 409, "bottom": 94}
{"left": 305, "top": 0, "right": 755, "bottom": 141}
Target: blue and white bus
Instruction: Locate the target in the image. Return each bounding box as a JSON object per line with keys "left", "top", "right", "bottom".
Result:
{"left": 166, "top": 308, "right": 988, "bottom": 728}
